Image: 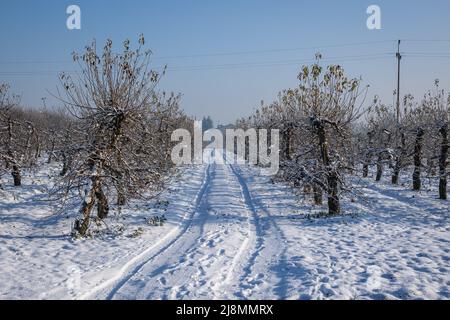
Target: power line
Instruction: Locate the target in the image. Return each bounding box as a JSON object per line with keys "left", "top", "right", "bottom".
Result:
{"left": 167, "top": 53, "right": 392, "bottom": 71}
{"left": 401, "top": 39, "right": 450, "bottom": 43}
{"left": 0, "top": 54, "right": 393, "bottom": 76}
{"left": 0, "top": 40, "right": 397, "bottom": 65}
{"left": 2, "top": 39, "right": 450, "bottom": 76}
{"left": 406, "top": 55, "right": 450, "bottom": 58}
{"left": 0, "top": 71, "right": 77, "bottom": 76}
{"left": 0, "top": 60, "right": 70, "bottom": 65}
{"left": 3, "top": 53, "right": 450, "bottom": 76}
{"left": 404, "top": 54, "right": 450, "bottom": 58}
{"left": 7, "top": 53, "right": 450, "bottom": 75}
{"left": 406, "top": 51, "right": 450, "bottom": 55}
{"left": 2, "top": 39, "right": 450, "bottom": 66}
{"left": 150, "top": 40, "right": 396, "bottom": 60}
{"left": 168, "top": 57, "right": 393, "bottom": 72}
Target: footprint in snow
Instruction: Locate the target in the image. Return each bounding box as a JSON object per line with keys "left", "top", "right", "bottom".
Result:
{"left": 158, "top": 277, "right": 167, "bottom": 285}
{"left": 319, "top": 283, "right": 335, "bottom": 298}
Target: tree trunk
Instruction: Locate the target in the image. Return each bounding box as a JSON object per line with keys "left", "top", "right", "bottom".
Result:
{"left": 117, "top": 186, "right": 127, "bottom": 206}
{"left": 5, "top": 118, "right": 13, "bottom": 169}
{"left": 74, "top": 181, "right": 97, "bottom": 236}
{"left": 363, "top": 163, "right": 369, "bottom": 178}
{"left": 48, "top": 137, "right": 55, "bottom": 164}
{"left": 60, "top": 153, "right": 71, "bottom": 176}
{"left": 392, "top": 132, "right": 406, "bottom": 185}
{"left": 314, "top": 120, "right": 340, "bottom": 214}
{"left": 392, "top": 167, "right": 400, "bottom": 185}
{"left": 283, "top": 128, "right": 292, "bottom": 161}
{"left": 327, "top": 171, "right": 341, "bottom": 214}
{"left": 375, "top": 154, "right": 383, "bottom": 182}
{"left": 25, "top": 122, "right": 35, "bottom": 166}
{"left": 96, "top": 184, "right": 109, "bottom": 219}
{"left": 348, "top": 158, "right": 355, "bottom": 175}
{"left": 11, "top": 165, "right": 21, "bottom": 186}
{"left": 313, "top": 185, "right": 323, "bottom": 205}
{"left": 74, "top": 161, "right": 103, "bottom": 236}
{"left": 34, "top": 133, "right": 41, "bottom": 161}
{"left": 413, "top": 128, "right": 425, "bottom": 191}
{"left": 363, "top": 131, "right": 374, "bottom": 178}
{"left": 5, "top": 118, "right": 21, "bottom": 186}
{"left": 439, "top": 124, "right": 448, "bottom": 200}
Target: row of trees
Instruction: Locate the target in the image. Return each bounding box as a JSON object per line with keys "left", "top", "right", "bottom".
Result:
{"left": 361, "top": 83, "right": 448, "bottom": 199}
{"left": 236, "top": 54, "right": 449, "bottom": 215}
{"left": 1, "top": 85, "right": 68, "bottom": 187}
{"left": 2, "top": 46, "right": 448, "bottom": 229}
{"left": 1, "top": 36, "right": 193, "bottom": 236}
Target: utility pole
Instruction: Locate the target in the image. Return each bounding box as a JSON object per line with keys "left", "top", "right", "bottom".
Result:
{"left": 41, "top": 97, "right": 47, "bottom": 109}
{"left": 396, "top": 40, "right": 402, "bottom": 124}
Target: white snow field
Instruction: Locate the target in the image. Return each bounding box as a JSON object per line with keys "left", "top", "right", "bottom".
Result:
{"left": 0, "top": 150, "right": 449, "bottom": 300}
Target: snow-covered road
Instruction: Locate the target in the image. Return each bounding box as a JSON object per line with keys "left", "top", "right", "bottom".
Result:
{"left": 84, "top": 154, "right": 292, "bottom": 300}
{"left": 0, "top": 150, "right": 449, "bottom": 300}
{"left": 104, "top": 162, "right": 257, "bottom": 300}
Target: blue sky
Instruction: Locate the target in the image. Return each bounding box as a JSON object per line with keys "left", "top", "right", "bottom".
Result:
{"left": 1, "top": 0, "right": 450, "bottom": 124}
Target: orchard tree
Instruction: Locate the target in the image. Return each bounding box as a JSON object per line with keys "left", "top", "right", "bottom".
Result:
{"left": 238, "top": 54, "right": 369, "bottom": 215}
{"left": 417, "top": 82, "right": 449, "bottom": 198}
{"left": 53, "top": 35, "right": 187, "bottom": 236}
{"left": 292, "top": 56, "right": 367, "bottom": 214}
{"left": 0, "top": 84, "right": 26, "bottom": 186}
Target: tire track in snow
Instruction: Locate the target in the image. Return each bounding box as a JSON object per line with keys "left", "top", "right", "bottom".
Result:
{"left": 76, "top": 164, "right": 212, "bottom": 300}
{"left": 228, "top": 164, "right": 277, "bottom": 298}
{"left": 161, "top": 161, "right": 254, "bottom": 299}
{"left": 205, "top": 163, "right": 256, "bottom": 298}
{"left": 229, "top": 165, "right": 290, "bottom": 299}
{"left": 108, "top": 159, "right": 256, "bottom": 300}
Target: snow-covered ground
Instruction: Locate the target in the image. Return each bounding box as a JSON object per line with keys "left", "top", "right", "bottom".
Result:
{"left": 0, "top": 151, "right": 449, "bottom": 300}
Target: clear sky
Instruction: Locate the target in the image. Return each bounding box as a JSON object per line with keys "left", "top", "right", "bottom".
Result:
{"left": 1, "top": 0, "right": 450, "bottom": 124}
